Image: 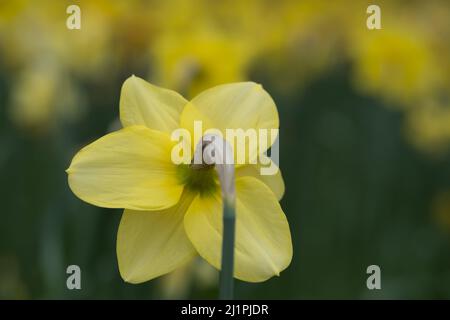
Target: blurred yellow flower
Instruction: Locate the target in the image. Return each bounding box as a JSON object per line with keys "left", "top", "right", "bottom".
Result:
{"left": 432, "top": 191, "right": 450, "bottom": 231}
{"left": 159, "top": 258, "right": 217, "bottom": 299}
{"left": 151, "top": 30, "right": 252, "bottom": 97}
{"left": 0, "top": 255, "right": 28, "bottom": 299}
{"left": 351, "top": 27, "right": 441, "bottom": 106}
{"left": 405, "top": 101, "right": 450, "bottom": 154}
{"left": 8, "top": 62, "right": 84, "bottom": 131}
{"left": 67, "top": 75, "right": 292, "bottom": 283}
{"left": 1, "top": 0, "right": 449, "bottom": 155}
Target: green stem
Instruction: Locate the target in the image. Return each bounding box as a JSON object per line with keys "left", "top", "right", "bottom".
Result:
{"left": 198, "top": 135, "right": 235, "bottom": 299}
{"left": 219, "top": 199, "right": 236, "bottom": 300}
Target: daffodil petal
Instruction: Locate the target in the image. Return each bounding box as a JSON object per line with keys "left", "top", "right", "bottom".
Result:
{"left": 184, "top": 177, "right": 292, "bottom": 282}
{"left": 180, "top": 82, "right": 279, "bottom": 161}
{"left": 186, "top": 82, "right": 279, "bottom": 131}
{"left": 236, "top": 158, "right": 285, "bottom": 200}
{"left": 67, "top": 126, "right": 183, "bottom": 210}
{"left": 117, "top": 191, "right": 197, "bottom": 283}
{"left": 120, "top": 75, "right": 188, "bottom": 133}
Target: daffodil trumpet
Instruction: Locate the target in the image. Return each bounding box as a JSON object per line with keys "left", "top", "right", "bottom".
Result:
{"left": 66, "top": 75, "right": 292, "bottom": 294}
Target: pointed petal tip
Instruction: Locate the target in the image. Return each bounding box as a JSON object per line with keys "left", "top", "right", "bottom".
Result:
{"left": 120, "top": 274, "right": 139, "bottom": 284}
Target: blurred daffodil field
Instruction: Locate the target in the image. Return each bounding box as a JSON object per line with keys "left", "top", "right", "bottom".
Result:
{"left": 1, "top": 0, "right": 450, "bottom": 299}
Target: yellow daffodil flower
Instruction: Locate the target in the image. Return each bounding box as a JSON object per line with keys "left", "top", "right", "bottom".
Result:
{"left": 350, "top": 27, "right": 441, "bottom": 106}
{"left": 151, "top": 29, "right": 252, "bottom": 97}
{"left": 66, "top": 75, "right": 292, "bottom": 283}
{"left": 8, "top": 62, "right": 83, "bottom": 131}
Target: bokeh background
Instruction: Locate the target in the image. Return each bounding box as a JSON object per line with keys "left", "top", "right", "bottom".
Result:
{"left": 1, "top": 0, "right": 450, "bottom": 299}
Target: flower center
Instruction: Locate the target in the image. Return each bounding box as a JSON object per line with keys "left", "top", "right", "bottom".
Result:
{"left": 176, "top": 163, "right": 219, "bottom": 197}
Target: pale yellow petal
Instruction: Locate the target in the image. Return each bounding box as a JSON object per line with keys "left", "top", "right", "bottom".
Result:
{"left": 236, "top": 156, "right": 285, "bottom": 200}
{"left": 117, "top": 191, "right": 197, "bottom": 283}
{"left": 180, "top": 82, "right": 279, "bottom": 162}
{"left": 184, "top": 177, "right": 292, "bottom": 282}
{"left": 67, "top": 126, "right": 183, "bottom": 210}
{"left": 120, "top": 75, "right": 188, "bottom": 133}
